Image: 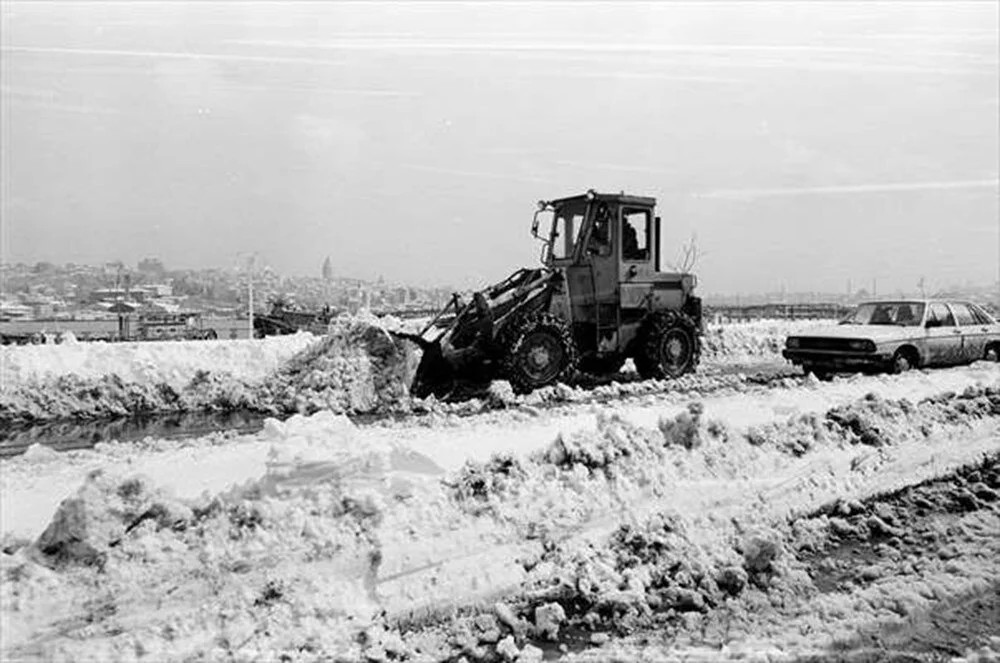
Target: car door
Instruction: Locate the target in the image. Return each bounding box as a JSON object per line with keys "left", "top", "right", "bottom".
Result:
{"left": 924, "top": 302, "right": 962, "bottom": 365}
{"left": 950, "top": 302, "right": 988, "bottom": 362}
{"left": 970, "top": 304, "right": 1000, "bottom": 360}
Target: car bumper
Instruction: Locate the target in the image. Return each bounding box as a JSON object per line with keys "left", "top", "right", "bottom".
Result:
{"left": 782, "top": 349, "right": 892, "bottom": 371}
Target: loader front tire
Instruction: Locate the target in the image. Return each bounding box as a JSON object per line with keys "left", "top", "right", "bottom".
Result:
{"left": 635, "top": 311, "right": 700, "bottom": 380}
{"left": 501, "top": 313, "right": 578, "bottom": 394}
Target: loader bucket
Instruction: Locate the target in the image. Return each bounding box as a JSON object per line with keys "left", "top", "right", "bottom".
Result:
{"left": 389, "top": 332, "right": 457, "bottom": 399}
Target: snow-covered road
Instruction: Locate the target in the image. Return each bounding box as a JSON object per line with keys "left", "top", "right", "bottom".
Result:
{"left": 3, "top": 362, "right": 997, "bottom": 541}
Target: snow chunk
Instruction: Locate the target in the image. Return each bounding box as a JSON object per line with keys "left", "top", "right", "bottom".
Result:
{"left": 21, "top": 444, "right": 58, "bottom": 462}
{"left": 534, "top": 602, "right": 566, "bottom": 640}
{"left": 32, "top": 470, "right": 188, "bottom": 568}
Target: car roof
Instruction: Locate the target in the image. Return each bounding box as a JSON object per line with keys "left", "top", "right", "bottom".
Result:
{"left": 856, "top": 299, "right": 978, "bottom": 306}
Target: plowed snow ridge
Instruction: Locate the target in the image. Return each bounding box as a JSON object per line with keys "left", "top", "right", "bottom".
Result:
{"left": 0, "top": 318, "right": 829, "bottom": 424}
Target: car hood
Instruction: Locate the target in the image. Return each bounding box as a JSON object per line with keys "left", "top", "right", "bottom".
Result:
{"left": 790, "top": 324, "right": 919, "bottom": 342}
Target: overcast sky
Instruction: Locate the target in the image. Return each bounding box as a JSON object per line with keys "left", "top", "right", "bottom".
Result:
{"left": 2, "top": 1, "right": 998, "bottom": 295}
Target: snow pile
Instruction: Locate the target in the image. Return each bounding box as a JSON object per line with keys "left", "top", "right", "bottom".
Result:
{"left": 701, "top": 319, "right": 835, "bottom": 363}
{"left": 261, "top": 317, "right": 421, "bottom": 416}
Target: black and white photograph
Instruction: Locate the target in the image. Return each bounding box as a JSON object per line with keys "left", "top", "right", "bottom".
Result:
{"left": 1, "top": 0, "right": 999, "bottom": 660}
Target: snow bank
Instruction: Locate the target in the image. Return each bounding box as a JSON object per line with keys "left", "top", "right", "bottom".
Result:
{"left": 0, "top": 317, "right": 422, "bottom": 424}
{"left": 1, "top": 333, "right": 317, "bottom": 389}
{"left": 702, "top": 319, "right": 835, "bottom": 364}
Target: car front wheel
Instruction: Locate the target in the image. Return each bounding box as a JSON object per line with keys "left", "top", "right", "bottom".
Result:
{"left": 891, "top": 349, "right": 915, "bottom": 374}
{"left": 803, "top": 364, "right": 831, "bottom": 381}
{"left": 986, "top": 343, "right": 1000, "bottom": 362}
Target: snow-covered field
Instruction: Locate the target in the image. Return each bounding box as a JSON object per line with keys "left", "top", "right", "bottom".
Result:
{"left": 2, "top": 319, "right": 999, "bottom": 662}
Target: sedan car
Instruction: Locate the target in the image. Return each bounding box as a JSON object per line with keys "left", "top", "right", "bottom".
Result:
{"left": 783, "top": 300, "right": 1000, "bottom": 377}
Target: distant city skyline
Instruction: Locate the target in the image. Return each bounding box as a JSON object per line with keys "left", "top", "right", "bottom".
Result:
{"left": 2, "top": 1, "right": 998, "bottom": 295}
{"left": 4, "top": 255, "right": 996, "bottom": 304}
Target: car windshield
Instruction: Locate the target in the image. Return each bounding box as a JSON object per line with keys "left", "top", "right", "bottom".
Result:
{"left": 841, "top": 302, "right": 925, "bottom": 326}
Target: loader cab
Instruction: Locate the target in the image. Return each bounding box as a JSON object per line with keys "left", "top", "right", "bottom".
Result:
{"left": 534, "top": 192, "right": 661, "bottom": 270}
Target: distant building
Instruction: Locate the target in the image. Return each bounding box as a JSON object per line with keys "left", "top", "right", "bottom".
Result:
{"left": 0, "top": 301, "right": 31, "bottom": 319}
{"left": 144, "top": 283, "right": 173, "bottom": 297}
{"left": 89, "top": 287, "right": 153, "bottom": 304}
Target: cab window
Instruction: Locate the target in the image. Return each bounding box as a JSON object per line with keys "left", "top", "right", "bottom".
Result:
{"left": 926, "top": 303, "right": 955, "bottom": 327}
{"left": 586, "top": 203, "right": 613, "bottom": 257}
{"left": 949, "top": 303, "right": 976, "bottom": 326}
{"left": 622, "top": 209, "right": 650, "bottom": 262}
{"left": 550, "top": 212, "right": 583, "bottom": 260}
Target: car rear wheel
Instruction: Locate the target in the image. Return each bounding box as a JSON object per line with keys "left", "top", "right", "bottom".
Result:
{"left": 986, "top": 343, "right": 1000, "bottom": 362}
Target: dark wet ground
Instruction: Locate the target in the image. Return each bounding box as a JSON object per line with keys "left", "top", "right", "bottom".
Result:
{"left": 0, "top": 410, "right": 271, "bottom": 459}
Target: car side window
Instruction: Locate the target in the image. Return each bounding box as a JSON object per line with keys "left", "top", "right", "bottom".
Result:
{"left": 949, "top": 303, "right": 975, "bottom": 326}
{"left": 927, "top": 303, "right": 955, "bottom": 327}
{"left": 970, "top": 304, "right": 995, "bottom": 325}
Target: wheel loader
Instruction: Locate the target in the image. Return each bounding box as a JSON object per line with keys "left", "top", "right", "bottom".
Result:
{"left": 395, "top": 190, "right": 703, "bottom": 397}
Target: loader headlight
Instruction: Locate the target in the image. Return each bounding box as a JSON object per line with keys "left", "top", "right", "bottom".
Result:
{"left": 848, "top": 339, "right": 876, "bottom": 352}
{"left": 786, "top": 337, "right": 800, "bottom": 349}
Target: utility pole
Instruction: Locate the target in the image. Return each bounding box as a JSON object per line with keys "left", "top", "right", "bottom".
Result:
{"left": 237, "top": 252, "right": 257, "bottom": 340}
{"left": 247, "top": 253, "right": 255, "bottom": 340}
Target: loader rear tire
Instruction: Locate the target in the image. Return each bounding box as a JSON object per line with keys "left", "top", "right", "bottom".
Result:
{"left": 501, "top": 312, "right": 578, "bottom": 394}
{"left": 635, "top": 311, "right": 700, "bottom": 380}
